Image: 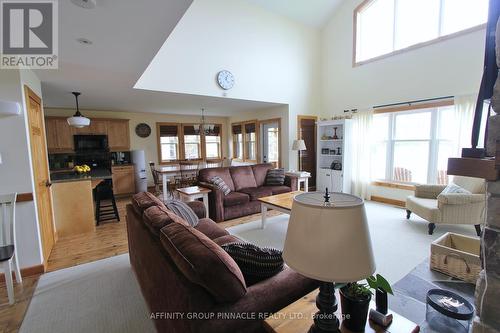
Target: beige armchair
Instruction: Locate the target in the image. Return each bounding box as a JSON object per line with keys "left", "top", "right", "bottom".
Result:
{"left": 405, "top": 176, "right": 485, "bottom": 235}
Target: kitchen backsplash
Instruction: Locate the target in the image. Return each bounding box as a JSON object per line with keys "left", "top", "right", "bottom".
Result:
{"left": 49, "top": 151, "right": 131, "bottom": 170}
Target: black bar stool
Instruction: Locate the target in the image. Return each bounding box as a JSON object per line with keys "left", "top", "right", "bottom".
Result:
{"left": 94, "top": 180, "right": 120, "bottom": 225}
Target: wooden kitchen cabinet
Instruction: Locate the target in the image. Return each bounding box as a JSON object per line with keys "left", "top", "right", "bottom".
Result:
{"left": 112, "top": 165, "right": 135, "bottom": 195}
{"left": 73, "top": 119, "right": 107, "bottom": 135}
{"left": 107, "top": 120, "right": 130, "bottom": 151}
{"left": 45, "top": 117, "right": 74, "bottom": 152}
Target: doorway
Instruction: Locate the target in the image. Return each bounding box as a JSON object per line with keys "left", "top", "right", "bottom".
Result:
{"left": 297, "top": 115, "right": 317, "bottom": 189}
{"left": 24, "top": 86, "right": 55, "bottom": 269}
{"left": 260, "top": 119, "right": 281, "bottom": 168}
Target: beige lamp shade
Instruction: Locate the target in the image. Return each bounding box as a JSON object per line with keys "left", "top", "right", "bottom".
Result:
{"left": 292, "top": 139, "right": 306, "bottom": 151}
{"left": 283, "top": 192, "right": 376, "bottom": 283}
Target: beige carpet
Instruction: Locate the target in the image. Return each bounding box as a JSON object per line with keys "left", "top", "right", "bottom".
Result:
{"left": 227, "top": 201, "right": 478, "bottom": 284}
{"left": 20, "top": 254, "right": 155, "bottom": 333}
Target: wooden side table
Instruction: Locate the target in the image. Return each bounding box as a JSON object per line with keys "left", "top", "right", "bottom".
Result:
{"left": 264, "top": 290, "right": 419, "bottom": 333}
{"left": 176, "top": 186, "right": 211, "bottom": 214}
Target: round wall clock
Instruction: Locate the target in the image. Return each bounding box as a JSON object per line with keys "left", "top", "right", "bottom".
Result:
{"left": 135, "top": 123, "right": 151, "bottom": 138}
{"left": 217, "top": 70, "right": 235, "bottom": 90}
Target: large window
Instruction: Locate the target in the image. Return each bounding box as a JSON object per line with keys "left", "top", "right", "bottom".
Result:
{"left": 355, "top": 0, "right": 488, "bottom": 64}
{"left": 231, "top": 120, "right": 259, "bottom": 162}
{"left": 156, "top": 122, "right": 222, "bottom": 164}
{"left": 232, "top": 124, "right": 244, "bottom": 160}
{"left": 245, "top": 122, "right": 257, "bottom": 161}
{"left": 372, "top": 105, "right": 460, "bottom": 185}
{"left": 157, "top": 124, "right": 180, "bottom": 162}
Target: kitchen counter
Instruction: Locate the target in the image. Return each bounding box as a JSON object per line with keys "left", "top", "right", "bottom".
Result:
{"left": 50, "top": 168, "right": 112, "bottom": 183}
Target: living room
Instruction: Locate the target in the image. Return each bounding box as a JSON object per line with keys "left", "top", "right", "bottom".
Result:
{"left": 0, "top": 0, "right": 498, "bottom": 332}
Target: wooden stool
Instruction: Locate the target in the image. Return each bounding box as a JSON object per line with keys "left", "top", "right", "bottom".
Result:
{"left": 94, "top": 180, "right": 120, "bottom": 225}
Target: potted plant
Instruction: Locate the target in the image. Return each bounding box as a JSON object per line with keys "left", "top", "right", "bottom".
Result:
{"left": 340, "top": 274, "right": 393, "bottom": 332}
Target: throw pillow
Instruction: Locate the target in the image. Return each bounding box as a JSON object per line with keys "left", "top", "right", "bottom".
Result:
{"left": 164, "top": 199, "right": 199, "bottom": 227}
{"left": 221, "top": 242, "right": 284, "bottom": 285}
{"left": 265, "top": 168, "right": 285, "bottom": 186}
{"left": 210, "top": 176, "right": 231, "bottom": 195}
{"left": 440, "top": 183, "right": 471, "bottom": 195}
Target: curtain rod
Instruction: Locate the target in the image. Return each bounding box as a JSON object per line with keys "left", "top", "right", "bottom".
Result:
{"left": 373, "top": 96, "right": 454, "bottom": 109}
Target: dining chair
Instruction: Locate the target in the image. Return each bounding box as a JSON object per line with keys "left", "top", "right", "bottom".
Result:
{"left": 149, "top": 162, "right": 163, "bottom": 195}
{"left": 205, "top": 158, "right": 224, "bottom": 168}
{"left": 0, "top": 193, "right": 22, "bottom": 305}
{"left": 178, "top": 161, "right": 200, "bottom": 187}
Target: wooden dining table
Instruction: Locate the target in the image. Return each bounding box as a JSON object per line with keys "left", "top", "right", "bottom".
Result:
{"left": 155, "top": 165, "right": 181, "bottom": 202}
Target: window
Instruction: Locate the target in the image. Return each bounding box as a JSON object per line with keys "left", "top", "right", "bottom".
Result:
{"left": 355, "top": 0, "right": 488, "bottom": 64}
{"left": 232, "top": 124, "right": 243, "bottom": 159}
{"left": 183, "top": 125, "right": 201, "bottom": 160}
{"left": 231, "top": 121, "right": 259, "bottom": 162}
{"left": 157, "top": 124, "right": 180, "bottom": 162}
{"left": 156, "top": 122, "right": 223, "bottom": 163}
{"left": 204, "top": 124, "right": 222, "bottom": 158}
{"left": 372, "top": 105, "right": 458, "bottom": 184}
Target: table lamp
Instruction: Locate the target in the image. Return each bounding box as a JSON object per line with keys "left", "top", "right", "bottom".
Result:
{"left": 283, "top": 190, "right": 376, "bottom": 332}
{"left": 292, "top": 139, "right": 307, "bottom": 171}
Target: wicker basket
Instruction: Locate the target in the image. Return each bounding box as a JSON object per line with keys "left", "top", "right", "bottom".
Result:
{"left": 430, "top": 232, "right": 481, "bottom": 284}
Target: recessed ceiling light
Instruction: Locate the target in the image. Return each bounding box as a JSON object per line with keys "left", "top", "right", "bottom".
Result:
{"left": 76, "top": 38, "right": 93, "bottom": 45}
{"left": 71, "top": 0, "right": 96, "bottom": 9}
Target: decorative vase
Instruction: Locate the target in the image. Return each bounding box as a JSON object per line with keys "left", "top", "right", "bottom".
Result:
{"left": 376, "top": 288, "right": 388, "bottom": 314}
{"left": 340, "top": 287, "right": 371, "bottom": 332}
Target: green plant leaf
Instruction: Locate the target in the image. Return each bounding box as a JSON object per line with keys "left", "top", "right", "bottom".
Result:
{"left": 376, "top": 274, "right": 393, "bottom": 295}
{"left": 366, "top": 276, "right": 377, "bottom": 289}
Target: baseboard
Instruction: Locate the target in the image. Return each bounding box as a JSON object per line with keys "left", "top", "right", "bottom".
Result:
{"left": 370, "top": 195, "right": 406, "bottom": 207}
{"left": 0, "top": 264, "right": 45, "bottom": 283}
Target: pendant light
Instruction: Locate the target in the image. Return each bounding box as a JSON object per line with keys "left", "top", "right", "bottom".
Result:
{"left": 67, "top": 92, "right": 90, "bottom": 128}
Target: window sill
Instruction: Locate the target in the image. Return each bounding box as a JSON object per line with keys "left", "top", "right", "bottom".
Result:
{"left": 372, "top": 181, "right": 416, "bottom": 191}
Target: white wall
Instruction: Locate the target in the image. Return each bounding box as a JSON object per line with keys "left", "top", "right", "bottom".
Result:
{"left": 0, "top": 69, "right": 44, "bottom": 268}
{"left": 320, "top": 0, "right": 486, "bottom": 117}
{"left": 136, "top": 0, "right": 321, "bottom": 170}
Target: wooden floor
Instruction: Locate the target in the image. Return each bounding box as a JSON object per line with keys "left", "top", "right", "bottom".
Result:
{"left": 0, "top": 195, "right": 280, "bottom": 332}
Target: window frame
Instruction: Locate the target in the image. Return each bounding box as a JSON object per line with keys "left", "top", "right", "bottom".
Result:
{"left": 156, "top": 122, "right": 181, "bottom": 164}
{"left": 156, "top": 122, "right": 223, "bottom": 164}
{"left": 231, "top": 120, "right": 259, "bottom": 163}
{"left": 203, "top": 124, "right": 223, "bottom": 159}
{"left": 353, "top": 0, "right": 487, "bottom": 66}
{"left": 372, "top": 99, "right": 455, "bottom": 185}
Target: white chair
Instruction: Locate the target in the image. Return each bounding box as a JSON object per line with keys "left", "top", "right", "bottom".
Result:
{"left": 0, "top": 193, "right": 22, "bottom": 304}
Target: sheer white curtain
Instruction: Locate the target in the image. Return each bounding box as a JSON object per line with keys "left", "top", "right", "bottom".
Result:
{"left": 351, "top": 110, "right": 374, "bottom": 200}
{"left": 453, "top": 94, "right": 476, "bottom": 154}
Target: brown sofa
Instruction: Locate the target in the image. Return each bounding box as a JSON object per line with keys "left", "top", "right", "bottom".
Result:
{"left": 126, "top": 192, "right": 317, "bottom": 333}
{"left": 198, "top": 163, "right": 297, "bottom": 222}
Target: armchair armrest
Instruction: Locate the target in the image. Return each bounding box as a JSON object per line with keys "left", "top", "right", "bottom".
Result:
{"left": 186, "top": 201, "right": 206, "bottom": 219}
{"left": 199, "top": 181, "right": 225, "bottom": 222}
{"left": 414, "top": 184, "right": 446, "bottom": 199}
{"left": 437, "top": 193, "right": 485, "bottom": 205}
{"left": 204, "top": 268, "right": 318, "bottom": 333}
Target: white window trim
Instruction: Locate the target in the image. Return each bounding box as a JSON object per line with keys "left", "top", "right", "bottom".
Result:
{"left": 353, "top": 0, "right": 487, "bottom": 66}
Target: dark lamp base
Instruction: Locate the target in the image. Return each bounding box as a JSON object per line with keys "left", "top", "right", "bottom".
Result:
{"left": 309, "top": 281, "right": 340, "bottom": 333}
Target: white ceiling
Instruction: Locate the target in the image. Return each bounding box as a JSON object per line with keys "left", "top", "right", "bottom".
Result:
{"left": 244, "top": 0, "right": 344, "bottom": 27}
{"left": 37, "top": 0, "right": 280, "bottom": 116}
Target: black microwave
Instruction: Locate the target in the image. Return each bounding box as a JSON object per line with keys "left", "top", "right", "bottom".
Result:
{"left": 74, "top": 135, "right": 109, "bottom": 152}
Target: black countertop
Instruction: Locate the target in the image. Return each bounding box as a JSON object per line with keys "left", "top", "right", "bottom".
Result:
{"left": 50, "top": 168, "right": 112, "bottom": 183}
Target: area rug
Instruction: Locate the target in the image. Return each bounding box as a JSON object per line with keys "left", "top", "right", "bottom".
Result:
{"left": 227, "top": 201, "right": 477, "bottom": 284}
{"left": 20, "top": 254, "right": 155, "bottom": 333}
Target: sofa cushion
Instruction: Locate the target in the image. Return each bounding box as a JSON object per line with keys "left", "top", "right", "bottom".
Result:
{"left": 213, "top": 234, "right": 241, "bottom": 246}
{"left": 160, "top": 223, "right": 247, "bottom": 302}
{"left": 131, "top": 192, "right": 165, "bottom": 214}
{"left": 251, "top": 163, "right": 273, "bottom": 187}
{"left": 230, "top": 166, "right": 258, "bottom": 191}
{"left": 164, "top": 199, "right": 200, "bottom": 227}
{"left": 221, "top": 242, "right": 284, "bottom": 285}
{"left": 224, "top": 191, "right": 250, "bottom": 207}
{"left": 195, "top": 218, "right": 229, "bottom": 239}
{"left": 440, "top": 183, "right": 471, "bottom": 195}
{"left": 238, "top": 187, "right": 273, "bottom": 201}
{"left": 198, "top": 167, "right": 235, "bottom": 191}
{"left": 143, "top": 205, "right": 188, "bottom": 236}
{"left": 209, "top": 176, "right": 231, "bottom": 195}
{"left": 265, "top": 168, "right": 285, "bottom": 186}
{"left": 263, "top": 185, "right": 292, "bottom": 195}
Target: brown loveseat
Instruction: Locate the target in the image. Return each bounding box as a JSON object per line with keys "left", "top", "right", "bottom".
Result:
{"left": 126, "top": 192, "right": 317, "bottom": 333}
{"left": 198, "top": 163, "right": 297, "bottom": 222}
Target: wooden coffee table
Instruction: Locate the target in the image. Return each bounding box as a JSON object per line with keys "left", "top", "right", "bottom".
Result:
{"left": 258, "top": 191, "right": 302, "bottom": 229}
{"left": 264, "top": 290, "right": 419, "bottom": 333}
{"left": 176, "top": 186, "right": 211, "bottom": 213}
